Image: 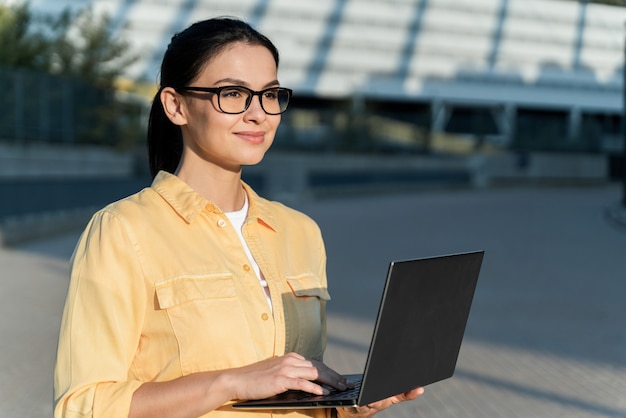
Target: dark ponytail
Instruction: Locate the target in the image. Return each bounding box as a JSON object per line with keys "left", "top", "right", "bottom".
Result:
{"left": 147, "top": 89, "right": 182, "bottom": 177}
{"left": 146, "top": 17, "right": 280, "bottom": 178}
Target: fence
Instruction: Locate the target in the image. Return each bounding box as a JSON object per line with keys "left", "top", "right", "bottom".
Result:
{"left": 0, "top": 67, "right": 145, "bottom": 148}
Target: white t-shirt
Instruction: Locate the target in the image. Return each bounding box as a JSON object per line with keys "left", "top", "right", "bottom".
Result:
{"left": 225, "top": 193, "right": 272, "bottom": 312}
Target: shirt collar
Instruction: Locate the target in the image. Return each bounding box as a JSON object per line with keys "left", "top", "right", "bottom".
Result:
{"left": 152, "top": 170, "right": 277, "bottom": 232}
{"left": 242, "top": 181, "right": 277, "bottom": 232}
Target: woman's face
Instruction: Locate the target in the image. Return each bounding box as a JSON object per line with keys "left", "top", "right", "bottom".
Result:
{"left": 175, "top": 42, "right": 282, "bottom": 172}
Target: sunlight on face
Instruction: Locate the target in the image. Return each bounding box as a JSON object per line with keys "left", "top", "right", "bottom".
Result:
{"left": 179, "top": 42, "right": 282, "bottom": 172}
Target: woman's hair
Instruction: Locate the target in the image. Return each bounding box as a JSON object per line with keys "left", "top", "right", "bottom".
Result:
{"left": 147, "top": 17, "right": 280, "bottom": 178}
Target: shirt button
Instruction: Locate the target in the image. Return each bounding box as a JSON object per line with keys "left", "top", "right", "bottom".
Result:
{"left": 243, "top": 264, "right": 251, "bottom": 272}
{"left": 261, "top": 313, "right": 269, "bottom": 321}
{"left": 217, "top": 219, "right": 227, "bottom": 228}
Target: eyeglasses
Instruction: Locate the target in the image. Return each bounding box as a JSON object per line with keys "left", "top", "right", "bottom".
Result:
{"left": 176, "top": 85, "right": 292, "bottom": 115}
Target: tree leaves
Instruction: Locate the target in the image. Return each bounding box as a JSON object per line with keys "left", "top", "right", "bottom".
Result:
{"left": 0, "top": 3, "right": 137, "bottom": 89}
{"left": 0, "top": 3, "right": 143, "bottom": 149}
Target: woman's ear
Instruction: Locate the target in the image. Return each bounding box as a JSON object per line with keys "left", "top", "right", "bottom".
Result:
{"left": 160, "top": 87, "right": 188, "bottom": 126}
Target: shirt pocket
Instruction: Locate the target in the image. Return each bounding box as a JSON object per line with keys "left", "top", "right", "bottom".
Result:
{"left": 155, "top": 274, "right": 255, "bottom": 373}
{"left": 285, "top": 273, "right": 331, "bottom": 358}
{"left": 286, "top": 274, "right": 331, "bottom": 300}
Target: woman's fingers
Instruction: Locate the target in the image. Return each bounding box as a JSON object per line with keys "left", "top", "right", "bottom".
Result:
{"left": 308, "top": 359, "right": 354, "bottom": 391}
{"left": 336, "top": 387, "right": 425, "bottom": 417}
{"left": 230, "top": 353, "right": 334, "bottom": 400}
{"left": 367, "top": 387, "right": 424, "bottom": 408}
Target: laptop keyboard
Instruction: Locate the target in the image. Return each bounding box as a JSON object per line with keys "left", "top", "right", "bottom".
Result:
{"left": 321, "top": 377, "right": 362, "bottom": 400}
{"left": 283, "top": 377, "right": 363, "bottom": 402}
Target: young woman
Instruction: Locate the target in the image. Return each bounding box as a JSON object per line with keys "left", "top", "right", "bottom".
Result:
{"left": 53, "top": 17, "right": 423, "bottom": 418}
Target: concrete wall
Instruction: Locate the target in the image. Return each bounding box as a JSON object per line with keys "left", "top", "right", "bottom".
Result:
{"left": 470, "top": 152, "right": 609, "bottom": 188}
{"left": 0, "top": 144, "right": 609, "bottom": 246}
{"left": 0, "top": 144, "right": 135, "bottom": 179}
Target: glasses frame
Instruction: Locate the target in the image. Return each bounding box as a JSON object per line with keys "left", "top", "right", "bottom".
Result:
{"left": 175, "top": 85, "right": 293, "bottom": 115}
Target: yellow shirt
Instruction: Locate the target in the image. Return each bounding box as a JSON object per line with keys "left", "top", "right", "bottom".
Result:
{"left": 54, "top": 171, "right": 332, "bottom": 418}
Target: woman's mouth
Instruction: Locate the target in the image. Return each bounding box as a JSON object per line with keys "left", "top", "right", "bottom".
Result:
{"left": 235, "top": 131, "right": 265, "bottom": 144}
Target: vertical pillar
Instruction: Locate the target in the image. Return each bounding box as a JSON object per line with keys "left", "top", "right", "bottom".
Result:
{"left": 63, "top": 78, "right": 74, "bottom": 143}
{"left": 431, "top": 99, "right": 446, "bottom": 133}
{"left": 568, "top": 107, "right": 581, "bottom": 143}
{"left": 14, "top": 70, "right": 24, "bottom": 143}
{"left": 40, "top": 74, "right": 50, "bottom": 142}
{"left": 498, "top": 103, "right": 516, "bottom": 147}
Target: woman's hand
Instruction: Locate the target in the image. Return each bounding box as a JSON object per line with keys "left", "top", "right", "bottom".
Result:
{"left": 228, "top": 352, "right": 353, "bottom": 401}
{"left": 335, "top": 387, "right": 424, "bottom": 418}
{"left": 129, "top": 352, "right": 353, "bottom": 418}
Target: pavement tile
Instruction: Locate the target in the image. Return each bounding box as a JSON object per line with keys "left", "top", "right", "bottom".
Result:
{"left": 2, "top": 185, "right": 626, "bottom": 417}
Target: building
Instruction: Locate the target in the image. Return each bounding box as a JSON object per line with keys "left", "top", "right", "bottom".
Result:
{"left": 24, "top": 0, "right": 625, "bottom": 156}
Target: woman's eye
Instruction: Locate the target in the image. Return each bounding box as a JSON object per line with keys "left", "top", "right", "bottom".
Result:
{"left": 221, "top": 88, "right": 245, "bottom": 98}
{"left": 263, "top": 90, "right": 279, "bottom": 100}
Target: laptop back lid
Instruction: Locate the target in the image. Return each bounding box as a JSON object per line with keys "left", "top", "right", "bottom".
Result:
{"left": 358, "top": 250, "right": 484, "bottom": 405}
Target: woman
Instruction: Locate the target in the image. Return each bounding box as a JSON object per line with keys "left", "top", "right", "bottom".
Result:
{"left": 53, "top": 17, "right": 422, "bottom": 418}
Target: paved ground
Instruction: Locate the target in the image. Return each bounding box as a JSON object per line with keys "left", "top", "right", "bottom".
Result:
{"left": 2, "top": 184, "right": 626, "bottom": 417}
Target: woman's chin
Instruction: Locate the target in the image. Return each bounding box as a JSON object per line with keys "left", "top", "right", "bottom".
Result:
{"left": 240, "top": 150, "right": 271, "bottom": 167}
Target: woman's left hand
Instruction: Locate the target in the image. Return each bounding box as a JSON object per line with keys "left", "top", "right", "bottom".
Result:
{"left": 335, "top": 387, "right": 424, "bottom": 418}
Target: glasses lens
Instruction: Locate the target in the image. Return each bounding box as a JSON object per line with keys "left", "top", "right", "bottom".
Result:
{"left": 218, "top": 87, "right": 250, "bottom": 113}
{"left": 216, "top": 87, "right": 291, "bottom": 114}
{"left": 260, "top": 88, "right": 291, "bottom": 115}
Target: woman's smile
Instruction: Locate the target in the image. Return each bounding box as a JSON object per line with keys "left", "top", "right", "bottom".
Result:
{"left": 235, "top": 130, "right": 266, "bottom": 145}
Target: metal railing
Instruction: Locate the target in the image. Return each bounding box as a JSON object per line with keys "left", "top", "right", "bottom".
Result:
{"left": 0, "top": 67, "right": 145, "bottom": 148}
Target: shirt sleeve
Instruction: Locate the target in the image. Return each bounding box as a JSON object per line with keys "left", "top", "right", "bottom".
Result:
{"left": 54, "top": 208, "right": 147, "bottom": 417}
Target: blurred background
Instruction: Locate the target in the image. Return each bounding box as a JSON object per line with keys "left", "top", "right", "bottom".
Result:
{"left": 1, "top": 0, "right": 626, "bottom": 243}
{"left": 1, "top": 1, "right": 626, "bottom": 417}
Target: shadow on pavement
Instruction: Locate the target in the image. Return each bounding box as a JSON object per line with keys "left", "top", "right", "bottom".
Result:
{"left": 295, "top": 185, "right": 626, "bottom": 370}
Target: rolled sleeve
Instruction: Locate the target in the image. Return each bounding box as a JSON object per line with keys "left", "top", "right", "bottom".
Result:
{"left": 54, "top": 209, "right": 147, "bottom": 417}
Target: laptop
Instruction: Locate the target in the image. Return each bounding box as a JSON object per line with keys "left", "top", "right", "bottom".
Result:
{"left": 233, "top": 250, "right": 484, "bottom": 410}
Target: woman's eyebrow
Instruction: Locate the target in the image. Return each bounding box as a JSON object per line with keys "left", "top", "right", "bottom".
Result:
{"left": 212, "top": 78, "right": 281, "bottom": 88}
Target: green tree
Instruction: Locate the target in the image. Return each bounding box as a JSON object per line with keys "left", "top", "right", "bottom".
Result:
{"left": 0, "top": 2, "right": 50, "bottom": 69}
{"left": 0, "top": 2, "right": 143, "bottom": 148}
{"left": 44, "top": 6, "right": 137, "bottom": 89}
{"left": 0, "top": 2, "right": 137, "bottom": 87}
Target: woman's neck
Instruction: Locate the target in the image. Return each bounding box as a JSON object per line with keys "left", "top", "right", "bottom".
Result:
{"left": 175, "top": 160, "right": 246, "bottom": 212}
